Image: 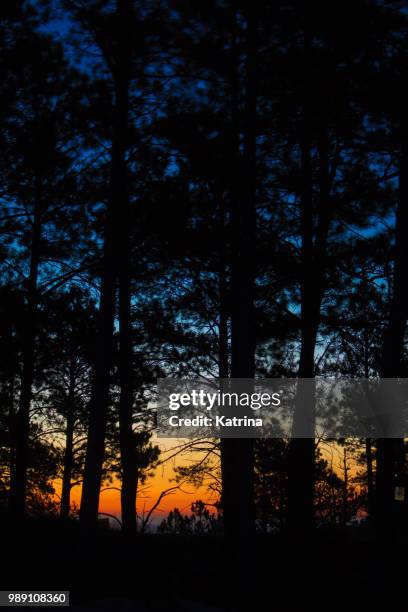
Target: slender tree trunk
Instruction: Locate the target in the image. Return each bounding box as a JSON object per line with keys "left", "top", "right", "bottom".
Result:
{"left": 218, "top": 185, "right": 231, "bottom": 524}
{"left": 11, "top": 174, "right": 42, "bottom": 520}
{"left": 219, "top": 8, "right": 239, "bottom": 541}
{"left": 119, "top": 233, "right": 138, "bottom": 534}
{"left": 287, "top": 86, "right": 332, "bottom": 535}
{"left": 118, "top": 178, "right": 138, "bottom": 536}
{"left": 223, "top": 3, "right": 257, "bottom": 544}
{"left": 218, "top": 188, "right": 229, "bottom": 381}
{"left": 108, "top": 0, "right": 137, "bottom": 536}
{"left": 60, "top": 359, "right": 76, "bottom": 520}
{"left": 219, "top": 8, "right": 257, "bottom": 608}
{"left": 287, "top": 35, "right": 315, "bottom": 531}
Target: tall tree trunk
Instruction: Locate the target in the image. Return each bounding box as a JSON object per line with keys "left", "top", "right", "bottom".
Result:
{"left": 11, "top": 174, "right": 42, "bottom": 520}
{"left": 220, "top": 10, "right": 257, "bottom": 607}
{"left": 218, "top": 188, "right": 229, "bottom": 382}
{"left": 218, "top": 185, "right": 230, "bottom": 523}
{"left": 60, "top": 358, "right": 76, "bottom": 520}
{"left": 287, "top": 34, "right": 315, "bottom": 531}
{"left": 219, "top": 7, "right": 238, "bottom": 541}
{"left": 106, "top": 0, "right": 137, "bottom": 536}
{"left": 287, "top": 55, "right": 331, "bottom": 534}
{"left": 118, "top": 227, "right": 138, "bottom": 536}
{"left": 222, "top": 3, "right": 257, "bottom": 544}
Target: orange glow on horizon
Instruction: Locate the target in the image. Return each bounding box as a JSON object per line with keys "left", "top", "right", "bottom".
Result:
{"left": 63, "top": 437, "right": 217, "bottom": 527}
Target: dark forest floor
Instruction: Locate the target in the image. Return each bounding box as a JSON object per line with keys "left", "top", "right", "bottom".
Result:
{"left": 0, "top": 515, "right": 406, "bottom": 611}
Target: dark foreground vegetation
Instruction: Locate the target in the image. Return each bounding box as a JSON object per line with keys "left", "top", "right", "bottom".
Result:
{"left": 1, "top": 513, "right": 407, "bottom": 611}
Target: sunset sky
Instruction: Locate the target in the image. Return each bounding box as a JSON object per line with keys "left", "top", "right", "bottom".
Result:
{"left": 62, "top": 437, "right": 359, "bottom": 528}
{"left": 66, "top": 437, "right": 217, "bottom": 528}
